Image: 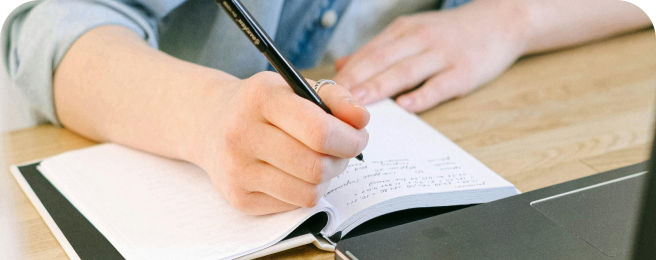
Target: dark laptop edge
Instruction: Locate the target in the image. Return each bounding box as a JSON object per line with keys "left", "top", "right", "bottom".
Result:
{"left": 335, "top": 161, "right": 650, "bottom": 260}
{"left": 632, "top": 134, "right": 656, "bottom": 259}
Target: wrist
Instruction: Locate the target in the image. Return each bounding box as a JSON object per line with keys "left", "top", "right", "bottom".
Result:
{"left": 494, "top": 0, "right": 533, "bottom": 57}
{"left": 519, "top": 0, "right": 555, "bottom": 55}
{"left": 462, "top": 0, "right": 532, "bottom": 57}
{"left": 179, "top": 71, "right": 240, "bottom": 167}
{"left": 510, "top": 1, "right": 533, "bottom": 56}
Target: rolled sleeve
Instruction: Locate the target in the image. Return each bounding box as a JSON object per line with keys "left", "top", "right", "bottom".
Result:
{"left": 1, "top": 0, "right": 161, "bottom": 126}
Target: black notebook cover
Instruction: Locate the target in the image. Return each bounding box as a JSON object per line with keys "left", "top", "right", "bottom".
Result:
{"left": 15, "top": 162, "right": 124, "bottom": 259}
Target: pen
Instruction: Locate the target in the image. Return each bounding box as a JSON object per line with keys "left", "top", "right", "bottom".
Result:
{"left": 217, "top": 0, "right": 364, "bottom": 162}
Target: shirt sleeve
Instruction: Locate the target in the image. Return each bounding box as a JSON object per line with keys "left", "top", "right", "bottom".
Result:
{"left": 1, "top": 0, "right": 182, "bottom": 126}
{"left": 443, "top": 0, "right": 474, "bottom": 9}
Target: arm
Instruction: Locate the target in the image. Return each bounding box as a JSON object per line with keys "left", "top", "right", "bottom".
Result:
{"left": 524, "top": 0, "right": 651, "bottom": 54}
{"left": 54, "top": 26, "right": 369, "bottom": 215}
{"left": 54, "top": 26, "right": 231, "bottom": 161}
{"left": 333, "top": 0, "right": 652, "bottom": 112}
{"left": 3, "top": 1, "right": 368, "bottom": 215}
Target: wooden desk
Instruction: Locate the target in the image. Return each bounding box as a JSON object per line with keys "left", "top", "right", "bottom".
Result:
{"left": 2, "top": 29, "right": 655, "bottom": 259}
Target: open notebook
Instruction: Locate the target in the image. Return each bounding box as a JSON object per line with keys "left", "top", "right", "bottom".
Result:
{"left": 11, "top": 99, "right": 517, "bottom": 260}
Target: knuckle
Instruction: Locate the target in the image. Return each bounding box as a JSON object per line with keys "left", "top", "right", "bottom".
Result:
{"left": 413, "top": 24, "right": 432, "bottom": 39}
{"left": 226, "top": 189, "right": 250, "bottom": 212}
{"left": 307, "top": 155, "right": 329, "bottom": 184}
{"left": 246, "top": 71, "right": 282, "bottom": 105}
{"left": 225, "top": 156, "right": 255, "bottom": 180}
{"left": 299, "top": 187, "right": 320, "bottom": 208}
{"left": 223, "top": 121, "right": 246, "bottom": 150}
{"left": 222, "top": 162, "right": 243, "bottom": 185}
{"left": 224, "top": 164, "right": 239, "bottom": 180}
{"left": 307, "top": 118, "right": 332, "bottom": 152}
{"left": 257, "top": 71, "right": 286, "bottom": 90}
{"left": 252, "top": 71, "right": 279, "bottom": 82}
{"left": 366, "top": 78, "right": 385, "bottom": 95}
{"left": 369, "top": 49, "right": 392, "bottom": 65}
{"left": 396, "top": 64, "right": 421, "bottom": 81}
{"left": 243, "top": 79, "right": 268, "bottom": 102}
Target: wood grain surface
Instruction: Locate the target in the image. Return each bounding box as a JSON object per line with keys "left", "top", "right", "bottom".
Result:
{"left": 2, "top": 29, "right": 655, "bottom": 260}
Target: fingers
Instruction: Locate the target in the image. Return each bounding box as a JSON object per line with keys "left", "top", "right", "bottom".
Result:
{"left": 396, "top": 68, "right": 471, "bottom": 112}
{"left": 333, "top": 36, "right": 425, "bottom": 90}
{"left": 242, "top": 162, "right": 330, "bottom": 209}
{"left": 348, "top": 51, "right": 447, "bottom": 105}
{"left": 338, "top": 20, "right": 406, "bottom": 73}
{"left": 227, "top": 191, "right": 300, "bottom": 215}
{"left": 316, "top": 82, "right": 370, "bottom": 129}
{"left": 243, "top": 122, "right": 349, "bottom": 185}
{"left": 259, "top": 83, "right": 368, "bottom": 159}
{"left": 335, "top": 56, "right": 350, "bottom": 71}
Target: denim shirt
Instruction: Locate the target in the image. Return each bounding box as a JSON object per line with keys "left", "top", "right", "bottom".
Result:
{"left": 1, "top": 0, "right": 473, "bottom": 126}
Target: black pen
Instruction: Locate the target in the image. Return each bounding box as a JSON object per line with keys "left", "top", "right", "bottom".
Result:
{"left": 217, "top": 0, "right": 364, "bottom": 162}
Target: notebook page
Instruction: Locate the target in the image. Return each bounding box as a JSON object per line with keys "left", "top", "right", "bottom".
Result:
{"left": 38, "top": 144, "right": 335, "bottom": 260}
{"left": 323, "top": 99, "right": 516, "bottom": 230}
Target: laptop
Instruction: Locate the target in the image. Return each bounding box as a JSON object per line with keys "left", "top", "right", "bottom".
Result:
{"left": 335, "top": 125, "right": 656, "bottom": 259}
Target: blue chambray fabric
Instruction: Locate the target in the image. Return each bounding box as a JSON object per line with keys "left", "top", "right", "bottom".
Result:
{"left": 1, "top": 0, "right": 473, "bottom": 126}
{"left": 275, "top": 0, "right": 473, "bottom": 70}
{"left": 443, "top": 0, "right": 474, "bottom": 9}
{"left": 273, "top": 0, "right": 353, "bottom": 70}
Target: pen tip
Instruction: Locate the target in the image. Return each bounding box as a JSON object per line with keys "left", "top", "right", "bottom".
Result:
{"left": 356, "top": 154, "right": 364, "bottom": 162}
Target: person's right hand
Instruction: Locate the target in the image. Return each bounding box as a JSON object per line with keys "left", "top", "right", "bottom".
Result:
{"left": 190, "top": 71, "right": 370, "bottom": 215}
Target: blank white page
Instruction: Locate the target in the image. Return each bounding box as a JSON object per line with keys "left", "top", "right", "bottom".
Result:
{"left": 39, "top": 144, "right": 334, "bottom": 260}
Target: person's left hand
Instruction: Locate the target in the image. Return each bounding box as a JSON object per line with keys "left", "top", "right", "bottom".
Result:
{"left": 333, "top": 0, "right": 530, "bottom": 112}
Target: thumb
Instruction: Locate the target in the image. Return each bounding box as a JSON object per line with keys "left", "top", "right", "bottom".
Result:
{"left": 309, "top": 79, "right": 370, "bottom": 129}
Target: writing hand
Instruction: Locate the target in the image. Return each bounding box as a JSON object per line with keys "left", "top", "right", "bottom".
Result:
{"left": 192, "top": 72, "right": 369, "bottom": 215}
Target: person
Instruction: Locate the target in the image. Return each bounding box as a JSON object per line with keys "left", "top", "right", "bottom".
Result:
{"left": 1, "top": 0, "right": 651, "bottom": 215}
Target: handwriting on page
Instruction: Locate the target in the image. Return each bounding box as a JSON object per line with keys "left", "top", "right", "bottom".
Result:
{"left": 324, "top": 157, "right": 484, "bottom": 211}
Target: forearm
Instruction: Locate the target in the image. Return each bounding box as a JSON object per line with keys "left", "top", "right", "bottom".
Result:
{"left": 53, "top": 26, "right": 238, "bottom": 161}
{"left": 520, "top": 0, "right": 651, "bottom": 54}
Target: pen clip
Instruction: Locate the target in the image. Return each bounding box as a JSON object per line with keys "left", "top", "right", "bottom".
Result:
{"left": 217, "top": 0, "right": 269, "bottom": 53}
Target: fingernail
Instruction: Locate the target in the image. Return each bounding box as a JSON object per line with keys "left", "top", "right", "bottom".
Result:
{"left": 345, "top": 97, "right": 369, "bottom": 113}
{"left": 352, "top": 88, "right": 368, "bottom": 103}
{"left": 397, "top": 97, "right": 414, "bottom": 109}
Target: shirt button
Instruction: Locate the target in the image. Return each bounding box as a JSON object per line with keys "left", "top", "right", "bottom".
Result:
{"left": 321, "top": 10, "right": 338, "bottom": 28}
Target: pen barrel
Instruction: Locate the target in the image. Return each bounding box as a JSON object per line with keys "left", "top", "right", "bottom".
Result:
{"left": 217, "top": 0, "right": 332, "bottom": 114}
{"left": 265, "top": 49, "right": 332, "bottom": 114}
{"left": 216, "top": 0, "right": 268, "bottom": 52}
{"left": 217, "top": 0, "right": 362, "bottom": 161}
